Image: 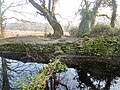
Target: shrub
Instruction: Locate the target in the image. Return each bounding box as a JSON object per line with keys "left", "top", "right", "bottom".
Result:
{"left": 90, "top": 24, "right": 113, "bottom": 37}
{"left": 112, "top": 28, "right": 120, "bottom": 37}
{"left": 20, "top": 57, "right": 67, "bottom": 90}
{"left": 69, "top": 27, "right": 79, "bottom": 37}
{"left": 81, "top": 37, "right": 120, "bottom": 56}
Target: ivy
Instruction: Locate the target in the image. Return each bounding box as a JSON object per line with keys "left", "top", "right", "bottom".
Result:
{"left": 19, "top": 57, "right": 67, "bottom": 90}
{"left": 81, "top": 37, "right": 120, "bottom": 56}
{"left": 0, "top": 37, "right": 120, "bottom": 56}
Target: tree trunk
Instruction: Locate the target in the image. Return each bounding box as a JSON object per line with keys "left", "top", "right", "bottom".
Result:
{"left": 29, "top": 0, "right": 63, "bottom": 37}
{"left": 78, "top": 0, "right": 91, "bottom": 36}
{"left": 0, "top": 0, "right": 4, "bottom": 38}
{"left": 47, "top": 16, "right": 63, "bottom": 37}
{"left": 2, "top": 58, "right": 10, "bottom": 90}
{"left": 0, "top": 28, "right": 5, "bottom": 38}
{"left": 78, "top": 15, "right": 91, "bottom": 36}
{"left": 78, "top": 0, "right": 103, "bottom": 37}
{"left": 110, "top": 0, "right": 117, "bottom": 27}
{"left": 90, "top": 0, "right": 103, "bottom": 31}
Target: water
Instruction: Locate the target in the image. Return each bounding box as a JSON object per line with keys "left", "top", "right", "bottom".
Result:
{"left": 1, "top": 57, "right": 120, "bottom": 90}
{"left": 0, "top": 57, "right": 79, "bottom": 90}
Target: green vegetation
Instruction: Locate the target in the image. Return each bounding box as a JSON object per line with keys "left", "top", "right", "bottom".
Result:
{"left": 0, "top": 36, "right": 120, "bottom": 56}
{"left": 89, "top": 24, "right": 120, "bottom": 37}
{"left": 70, "top": 24, "right": 120, "bottom": 38}
{"left": 19, "top": 57, "right": 67, "bottom": 90}
{"left": 90, "top": 24, "right": 113, "bottom": 37}
{"left": 0, "top": 42, "right": 80, "bottom": 54}
{"left": 77, "top": 0, "right": 117, "bottom": 36}
{"left": 69, "top": 27, "right": 79, "bottom": 37}
{"left": 81, "top": 37, "right": 120, "bottom": 56}
{"left": 0, "top": 43, "right": 55, "bottom": 53}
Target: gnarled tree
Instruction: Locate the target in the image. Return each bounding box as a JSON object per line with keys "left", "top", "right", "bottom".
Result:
{"left": 78, "top": 0, "right": 103, "bottom": 36}
{"left": 29, "top": 0, "right": 63, "bottom": 37}
{"left": 78, "top": 0, "right": 117, "bottom": 37}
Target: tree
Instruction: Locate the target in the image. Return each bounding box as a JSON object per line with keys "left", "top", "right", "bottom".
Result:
{"left": 0, "top": 0, "right": 27, "bottom": 38}
{"left": 110, "top": 0, "right": 117, "bottom": 27}
{"left": 78, "top": 0, "right": 103, "bottom": 36}
{"left": 78, "top": 0, "right": 92, "bottom": 36}
{"left": 2, "top": 58, "right": 10, "bottom": 90}
{"left": 29, "top": 0, "right": 63, "bottom": 37}
{"left": 0, "top": 0, "right": 5, "bottom": 37}
{"left": 78, "top": 0, "right": 117, "bottom": 36}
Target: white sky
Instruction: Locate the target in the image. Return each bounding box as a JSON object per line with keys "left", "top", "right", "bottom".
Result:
{"left": 3, "top": 0, "right": 80, "bottom": 25}
{"left": 3, "top": 0, "right": 120, "bottom": 25}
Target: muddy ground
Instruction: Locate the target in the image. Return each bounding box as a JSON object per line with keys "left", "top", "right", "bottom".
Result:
{"left": 0, "top": 36, "right": 79, "bottom": 45}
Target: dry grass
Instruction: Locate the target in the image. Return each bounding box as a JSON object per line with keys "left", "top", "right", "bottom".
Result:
{"left": 3, "top": 30, "right": 70, "bottom": 38}
{"left": 4, "top": 30, "right": 45, "bottom": 38}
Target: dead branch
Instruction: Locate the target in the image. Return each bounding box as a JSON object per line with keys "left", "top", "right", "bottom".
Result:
{"left": 98, "top": 14, "right": 110, "bottom": 19}
{"left": 36, "top": 11, "right": 44, "bottom": 16}
{"left": 5, "top": 17, "right": 21, "bottom": 21}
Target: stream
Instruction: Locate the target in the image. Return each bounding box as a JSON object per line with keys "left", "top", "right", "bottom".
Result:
{"left": 1, "top": 57, "right": 120, "bottom": 90}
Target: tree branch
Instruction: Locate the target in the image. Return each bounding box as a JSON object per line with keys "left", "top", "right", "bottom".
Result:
{"left": 52, "top": 0, "right": 58, "bottom": 15}
{"left": 2, "top": 3, "right": 14, "bottom": 16}
{"left": 5, "top": 17, "right": 21, "bottom": 21}
{"left": 48, "top": 0, "right": 51, "bottom": 13}
{"left": 98, "top": 14, "right": 110, "bottom": 19}
{"left": 29, "top": 0, "right": 48, "bottom": 15}
{"left": 36, "top": 11, "right": 44, "bottom": 16}
{"left": 42, "top": 0, "right": 45, "bottom": 8}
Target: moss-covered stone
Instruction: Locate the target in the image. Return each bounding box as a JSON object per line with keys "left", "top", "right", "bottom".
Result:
{"left": 81, "top": 37, "right": 120, "bottom": 56}
{"left": 0, "top": 37, "right": 120, "bottom": 56}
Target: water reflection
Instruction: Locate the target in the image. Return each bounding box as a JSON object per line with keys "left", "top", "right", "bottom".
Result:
{"left": 76, "top": 61, "right": 120, "bottom": 90}
{"left": 1, "top": 58, "right": 10, "bottom": 90}
{"left": 0, "top": 57, "right": 46, "bottom": 90}
{"left": 1, "top": 57, "right": 120, "bottom": 90}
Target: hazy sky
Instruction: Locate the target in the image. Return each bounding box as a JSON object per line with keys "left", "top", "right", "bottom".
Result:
{"left": 4, "top": 0, "right": 80, "bottom": 25}
{"left": 4, "top": 0, "right": 120, "bottom": 25}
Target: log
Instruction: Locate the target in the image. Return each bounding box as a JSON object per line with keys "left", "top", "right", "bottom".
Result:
{"left": 0, "top": 51, "right": 120, "bottom": 68}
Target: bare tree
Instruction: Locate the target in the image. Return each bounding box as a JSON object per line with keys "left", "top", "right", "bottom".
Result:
{"left": 0, "top": 0, "right": 28, "bottom": 38}
{"left": 29, "top": 0, "right": 63, "bottom": 37}
{"left": 0, "top": 0, "right": 5, "bottom": 37}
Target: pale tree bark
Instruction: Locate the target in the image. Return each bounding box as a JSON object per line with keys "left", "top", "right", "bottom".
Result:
{"left": 29, "top": 0, "right": 63, "bottom": 37}
{"left": 0, "top": 0, "right": 5, "bottom": 37}
{"left": 78, "top": 0, "right": 103, "bottom": 37}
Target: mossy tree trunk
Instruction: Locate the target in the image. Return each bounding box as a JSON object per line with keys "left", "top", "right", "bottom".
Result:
{"left": 78, "top": 0, "right": 117, "bottom": 37}
{"left": 110, "top": 0, "right": 117, "bottom": 28}
{"left": 29, "top": 0, "right": 63, "bottom": 37}
{"left": 90, "top": 0, "right": 103, "bottom": 30}
{"left": 78, "top": 0, "right": 103, "bottom": 37}
{"left": 78, "top": 0, "right": 91, "bottom": 36}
